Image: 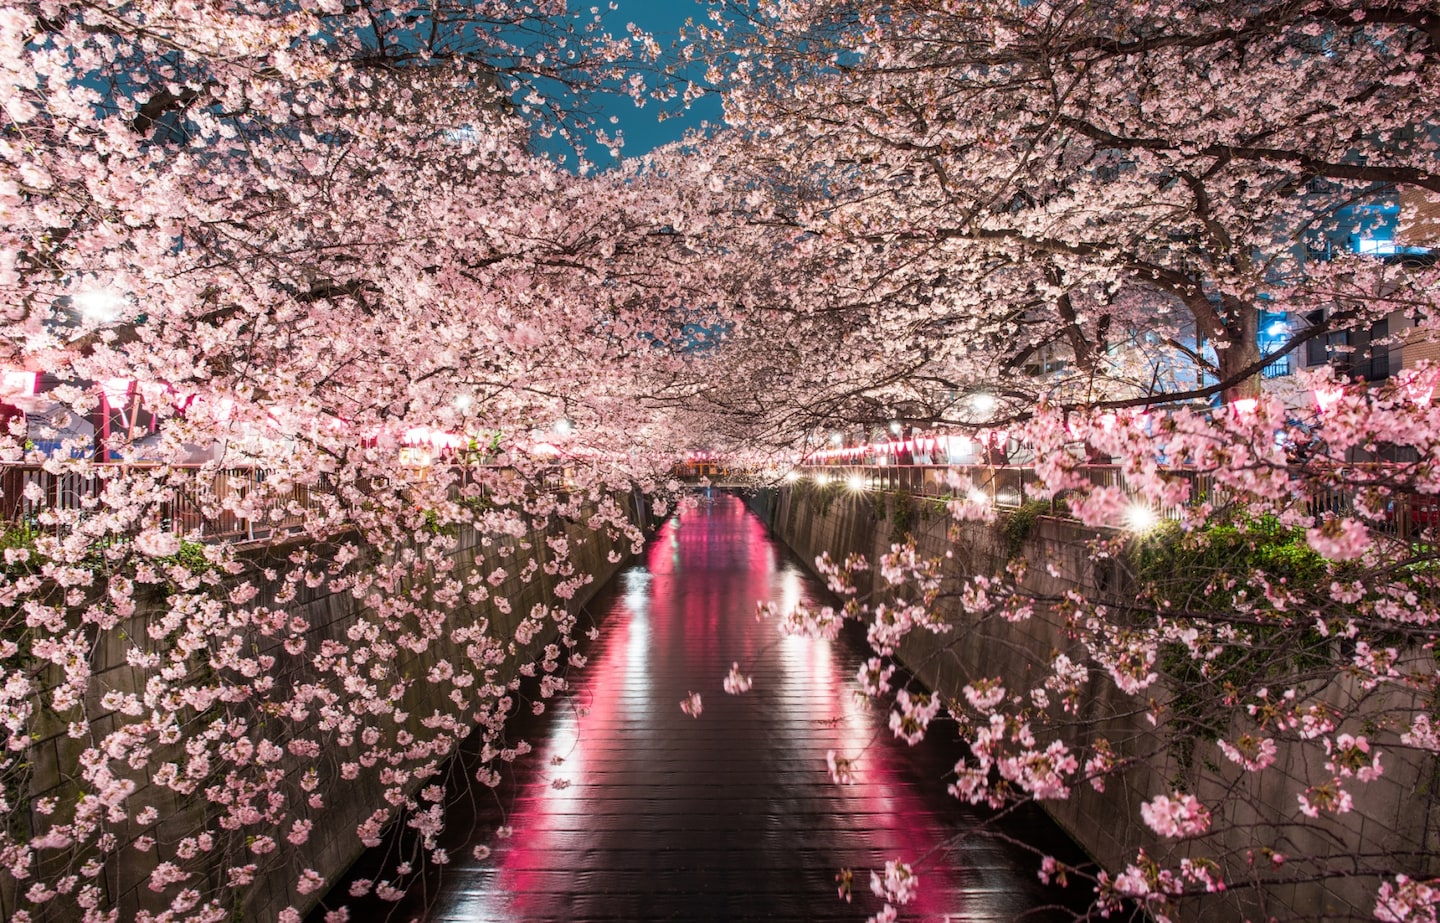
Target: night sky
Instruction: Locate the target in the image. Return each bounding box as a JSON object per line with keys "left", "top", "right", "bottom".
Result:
{"left": 604, "top": 0, "right": 723, "bottom": 157}
{"left": 532, "top": 0, "right": 727, "bottom": 170}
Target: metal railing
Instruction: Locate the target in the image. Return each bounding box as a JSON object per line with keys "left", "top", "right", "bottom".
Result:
{"left": 5, "top": 460, "right": 1429, "bottom": 544}
{"left": 0, "top": 462, "right": 579, "bottom": 546}
{"left": 795, "top": 464, "right": 1433, "bottom": 540}
{"left": 801, "top": 464, "right": 1185, "bottom": 509}
{"left": 0, "top": 464, "right": 317, "bottom": 544}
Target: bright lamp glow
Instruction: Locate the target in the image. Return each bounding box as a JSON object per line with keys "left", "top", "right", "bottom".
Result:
{"left": 846, "top": 473, "right": 865, "bottom": 492}
{"left": 971, "top": 393, "right": 997, "bottom": 414}
{"left": 1126, "top": 504, "right": 1159, "bottom": 531}
{"left": 73, "top": 286, "right": 127, "bottom": 323}
{"left": 784, "top": 471, "right": 800, "bottom": 483}
{"left": 815, "top": 474, "right": 831, "bottom": 486}
{"left": 554, "top": 418, "right": 574, "bottom": 436}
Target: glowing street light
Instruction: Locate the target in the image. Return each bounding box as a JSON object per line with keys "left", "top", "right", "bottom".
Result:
{"left": 1126, "top": 504, "right": 1159, "bottom": 531}
{"left": 73, "top": 286, "right": 127, "bottom": 323}
{"left": 846, "top": 473, "right": 865, "bottom": 492}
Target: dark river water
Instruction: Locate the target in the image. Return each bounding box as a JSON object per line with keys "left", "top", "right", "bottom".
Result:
{"left": 317, "top": 492, "right": 1089, "bottom": 923}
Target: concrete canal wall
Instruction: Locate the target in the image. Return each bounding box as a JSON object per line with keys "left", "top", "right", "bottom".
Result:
{"left": 15, "top": 489, "right": 652, "bottom": 923}
{"left": 748, "top": 484, "right": 1439, "bottom": 922}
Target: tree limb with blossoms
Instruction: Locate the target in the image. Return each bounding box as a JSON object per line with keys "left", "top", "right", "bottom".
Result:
{"left": 0, "top": 1, "right": 741, "bottom": 920}
{"left": 683, "top": 0, "right": 1440, "bottom": 448}
{"left": 679, "top": 1, "right": 1440, "bottom": 921}
{"left": 4, "top": 0, "right": 1440, "bottom": 920}
{"left": 753, "top": 376, "right": 1440, "bottom": 922}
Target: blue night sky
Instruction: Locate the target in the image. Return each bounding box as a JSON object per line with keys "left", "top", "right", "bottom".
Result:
{"left": 531, "top": 0, "right": 727, "bottom": 170}
{"left": 603, "top": 0, "right": 723, "bottom": 155}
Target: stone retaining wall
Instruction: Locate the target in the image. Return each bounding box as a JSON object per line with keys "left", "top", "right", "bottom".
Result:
{"left": 14, "top": 488, "right": 651, "bottom": 923}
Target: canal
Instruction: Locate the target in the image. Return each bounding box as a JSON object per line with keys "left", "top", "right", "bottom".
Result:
{"left": 318, "top": 492, "right": 1089, "bottom": 922}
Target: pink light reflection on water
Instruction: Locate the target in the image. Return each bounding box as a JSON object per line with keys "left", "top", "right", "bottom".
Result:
{"left": 432, "top": 494, "right": 971, "bottom": 921}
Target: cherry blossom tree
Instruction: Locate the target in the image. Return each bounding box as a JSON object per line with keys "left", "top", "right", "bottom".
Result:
{"left": 754, "top": 379, "right": 1440, "bottom": 921}
{"left": 692, "top": 0, "right": 1440, "bottom": 440}
{"left": 0, "top": 2, "right": 732, "bottom": 920}
{"left": 684, "top": 3, "right": 1440, "bottom": 922}
{"left": 3, "top": 0, "right": 1440, "bottom": 921}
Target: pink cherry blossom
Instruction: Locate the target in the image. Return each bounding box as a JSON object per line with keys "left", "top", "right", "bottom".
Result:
{"left": 722, "top": 662, "right": 753, "bottom": 694}
{"left": 1140, "top": 793, "right": 1212, "bottom": 839}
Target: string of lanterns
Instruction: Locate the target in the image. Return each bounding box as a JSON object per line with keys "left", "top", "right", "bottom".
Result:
{"left": 806, "top": 432, "right": 1011, "bottom": 463}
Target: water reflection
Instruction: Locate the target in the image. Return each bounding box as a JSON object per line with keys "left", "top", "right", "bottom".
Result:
{"left": 323, "top": 493, "right": 1085, "bottom": 923}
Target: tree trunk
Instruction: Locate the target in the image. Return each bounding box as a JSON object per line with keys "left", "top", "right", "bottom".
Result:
{"left": 1219, "top": 298, "right": 1262, "bottom": 403}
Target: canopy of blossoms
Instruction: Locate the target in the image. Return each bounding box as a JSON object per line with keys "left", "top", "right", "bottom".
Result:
{"left": 1, "top": 0, "right": 1438, "bottom": 921}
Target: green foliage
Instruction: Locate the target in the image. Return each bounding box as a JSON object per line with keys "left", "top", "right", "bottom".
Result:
{"left": 1000, "top": 499, "right": 1065, "bottom": 560}
{"left": 1129, "top": 515, "right": 1328, "bottom": 613}
{"left": 867, "top": 488, "right": 888, "bottom": 527}
{"left": 889, "top": 489, "right": 916, "bottom": 545}
{"left": 795, "top": 478, "right": 840, "bottom": 517}
{"left": 161, "top": 539, "right": 213, "bottom": 574}
{"left": 458, "top": 431, "right": 503, "bottom": 465}
{"left": 459, "top": 493, "right": 492, "bottom": 516}
{"left": 1127, "top": 515, "right": 1338, "bottom": 764}
{"left": 419, "top": 507, "right": 458, "bottom": 537}
{"left": 0, "top": 520, "right": 42, "bottom": 575}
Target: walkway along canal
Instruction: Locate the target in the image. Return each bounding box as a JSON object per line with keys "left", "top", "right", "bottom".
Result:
{"left": 318, "top": 492, "right": 1089, "bottom": 922}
